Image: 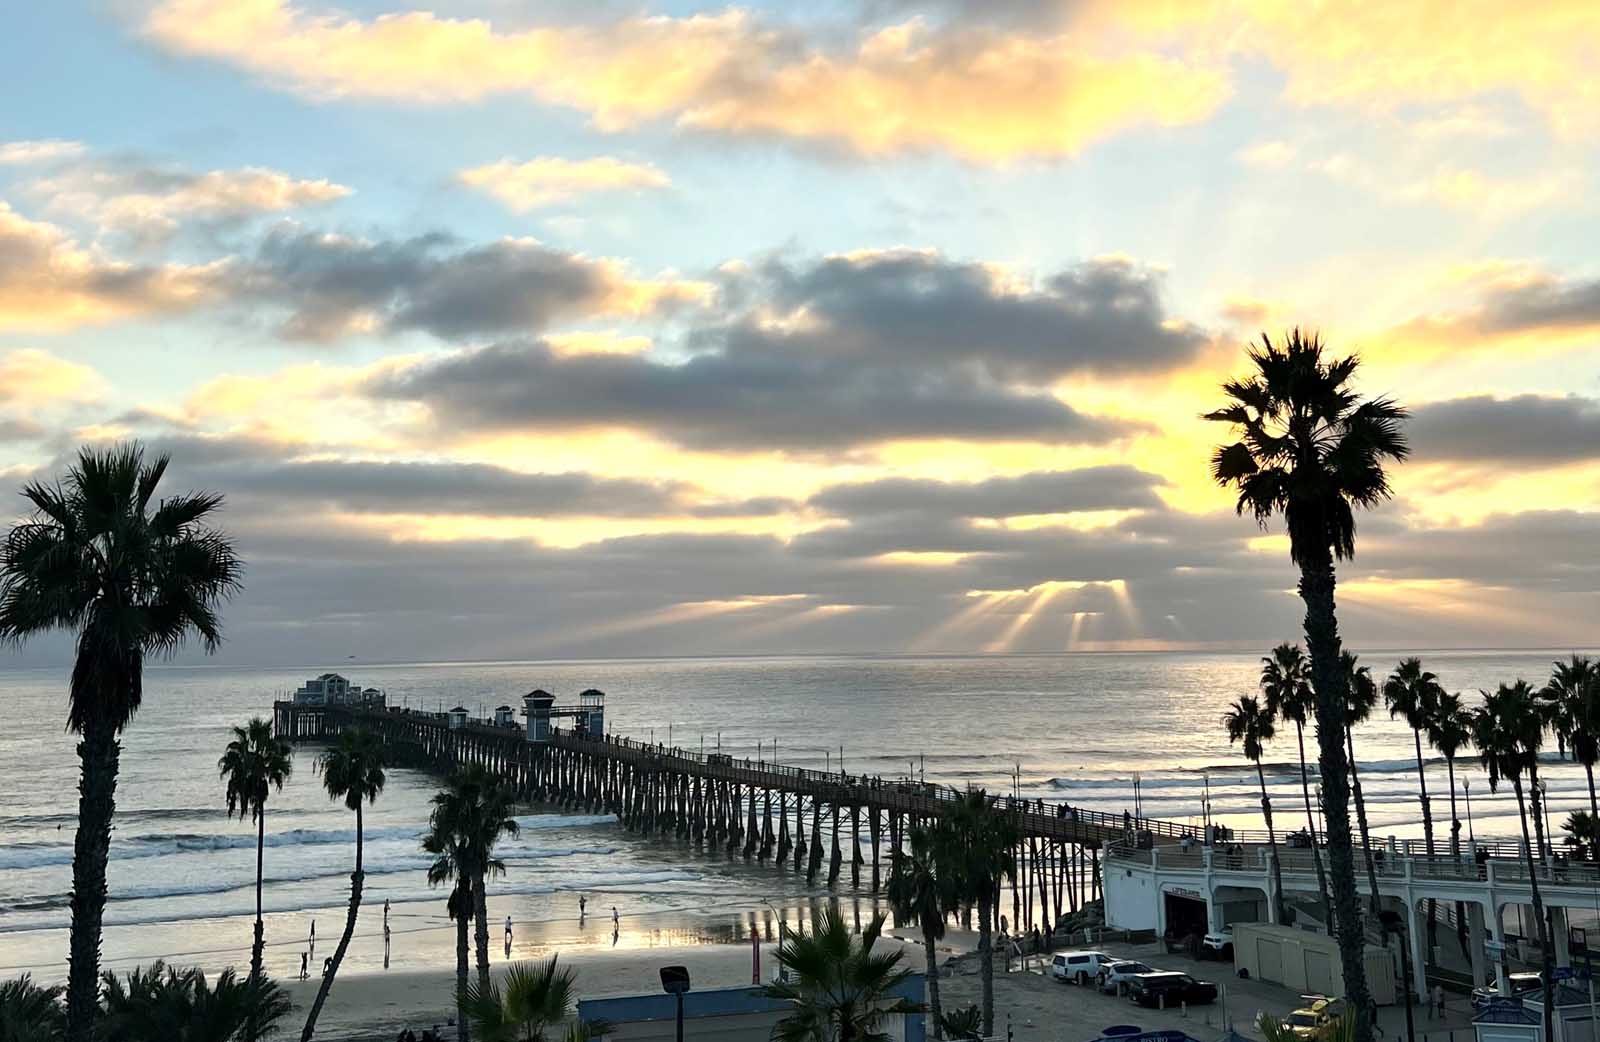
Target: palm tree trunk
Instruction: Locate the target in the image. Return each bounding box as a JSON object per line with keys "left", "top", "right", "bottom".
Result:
{"left": 455, "top": 882, "right": 472, "bottom": 1042}
{"left": 1586, "top": 761, "right": 1599, "bottom": 860}
{"left": 473, "top": 874, "right": 491, "bottom": 992}
{"left": 977, "top": 889, "right": 994, "bottom": 1038}
{"left": 923, "top": 921, "right": 944, "bottom": 1039}
{"left": 1414, "top": 731, "right": 1437, "bottom": 953}
{"left": 1513, "top": 778, "right": 1556, "bottom": 1042}
{"left": 1295, "top": 721, "right": 1333, "bottom": 929}
{"left": 1256, "top": 762, "right": 1287, "bottom": 924}
{"left": 1296, "top": 551, "right": 1374, "bottom": 1042}
{"left": 1447, "top": 758, "right": 1468, "bottom": 957}
{"left": 65, "top": 716, "right": 120, "bottom": 1042}
{"left": 1530, "top": 764, "right": 1551, "bottom": 864}
{"left": 1346, "top": 730, "right": 1382, "bottom": 913}
{"left": 301, "top": 803, "right": 365, "bottom": 1042}
{"left": 252, "top": 811, "right": 266, "bottom": 982}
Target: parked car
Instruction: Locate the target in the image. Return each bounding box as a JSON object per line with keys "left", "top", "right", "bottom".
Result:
{"left": 1472, "top": 973, "right": 1542, "bottom": 1011}
{"left": 1098, "top": 960, "right": 1154, "bottom": 994}
{"left": 1051, "top": 951, "right": 1114, "bottom": 985}
{"left": 1127, "top": 972, "right": 1219, "bottom": 1008}
{"left": 1200, "top": 931, "right": 1234, "bottom": 959}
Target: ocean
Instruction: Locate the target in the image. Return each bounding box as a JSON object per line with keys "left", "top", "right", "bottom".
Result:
{"left": 1, "top": 649, "right": 1593, "bottom": 980}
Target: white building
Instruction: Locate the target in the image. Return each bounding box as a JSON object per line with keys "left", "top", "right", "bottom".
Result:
{"left": 291, "top": 673, "right": 386, "bottom": 708}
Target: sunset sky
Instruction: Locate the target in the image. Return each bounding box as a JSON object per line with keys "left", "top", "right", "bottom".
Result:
{"left": 3, "top": 0, "right": 1597, "bottom": 665}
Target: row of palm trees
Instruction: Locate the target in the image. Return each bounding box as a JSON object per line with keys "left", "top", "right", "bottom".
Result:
{"left": 885, "top": 790, "right": 1018, "bottom": 1040}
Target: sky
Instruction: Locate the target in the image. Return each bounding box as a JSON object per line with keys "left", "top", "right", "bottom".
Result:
{"left": 1, "top": 0, "right": 1597, "bottom": 666}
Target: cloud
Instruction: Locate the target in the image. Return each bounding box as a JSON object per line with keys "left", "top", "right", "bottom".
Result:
{"left": 29, "top": 160, "right": 349, "bottom": 238}
{"left": 0, "top": 203, "right": 220, "bottom": 330}
{"left": 141, "top": 0, "right": 1229, "bottom": 161}
{"left": 458, "top": 156, "right": 669, "bottom": 211}
{"left": 228, "top": 225, "right": 707, "bottom": 341}
{"left": 1409, "top": 394, "right": 1600, "bottom": 463}
{"left": 810, "top": 466, "right": 1166, "bottom": 518}
{"left": 0, "top": 348, "right": 107, "bottom": 404}
{"left": 1237, "top": 140, "right": 1295, "bottom": 168}
{"left": 0, "top": 140, "right": 86, "bottom": 165}
{"left": 1474, "top": 271, "right": 1600, "bottom": 333}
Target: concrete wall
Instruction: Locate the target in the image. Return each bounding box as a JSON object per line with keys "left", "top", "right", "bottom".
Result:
{"left": 1106, "top": 861, "right": 1160, "bottom": 931}
{"left": 578, "top": 977, "right": 926, "bottom": 1042}
{"left": 1234, "top": 923, "right": 1398, "bottom": 1005}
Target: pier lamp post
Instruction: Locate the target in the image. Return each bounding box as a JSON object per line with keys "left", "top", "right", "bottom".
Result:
{"left": 1464, "top": 779, "right": 1476, "bottom": 845}
{"left": 1537, "top": 777, "right": 1551, "bottom": 858}
{"left": 762, "top": 900, "right": 789, "bottom": 981}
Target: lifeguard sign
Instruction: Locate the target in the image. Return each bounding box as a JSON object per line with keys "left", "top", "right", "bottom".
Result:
{"left": 522, "top": 689, "right": 607, "bottom": 743}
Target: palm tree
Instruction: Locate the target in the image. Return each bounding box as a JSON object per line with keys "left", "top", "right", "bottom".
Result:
{"left": 938, "top": 1006, "right": 982, "bottom": 1042}
{"left": 0, "top": 974, "right": 65, "bottom": 1041}
{"left": 1224, "top": 695, "right": 1287, "bottom": 924}
{"left": 0, "top": 443, "right": 243, "bottom": 1041}
{"left": 1543, "top": 656, "right": 1600, "bottom": 851}
{"left": 218, "top": 718, "right": 293, "bottom": 983}
{"left": 1472, "top": 681, "right": 1555, "bottom": 1042}
{"left": 944, "top": 791, "right": 1016, "bottom": 1037}
{"left": 1383, "top": 658, "right": 1444, "bottom": 946}
{"left": 1339, "top": 652, "right": 1382, "bottom": 914}
{"left": 1207, "top": 330, "right": 1408, "bottom": 1042}
{"left": 886, "top": 824, "right": 951, "bottom": 1035}
{"left": 99, "top": 961, "right": 291, "bottom": 1042}
{"left": 1562, "top": 811, "right": 1599, "bottom": 861}
{"left": 1423, "top": 690, "right": 1473, "bottom": 955}
{"left": 762, "top": 905, "right": 919, "bottom": 1042}
{"left": 1260, "top": 642, "right": 1331, "bottom": 926}
{"left": 422, "top": 790, "right": 477, "bottom": 1042}
{"left": 460, "top": 768, "right": 520, "bottom": 992}
{"left": 300, "top": 728, "right": 385, "bottom": 1042}
{"left": 464, "top": 955, "right": 576, "bottom": 1042}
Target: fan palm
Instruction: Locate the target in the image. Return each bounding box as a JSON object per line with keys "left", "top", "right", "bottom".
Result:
{"left": 1383, "top": 658, "right": 1444, "bottom": 946}
{"left": 1472, "top": 681, "right": 1555, "bottom": 1042}
{"left": 218, "top": 717, "right": 293, "bottom": 983}
{"left": 1224, "top": 695, "right": 1287, "bottom": 924}
{"left": 300, "top": 728, "right": 385, "bottom": 1042}
{"left": 886, "top": 824, "right": 952, "bottom": 1036}
{"left": 0, "top": 974, "right": 64, "bottom": 1042}
{"left": 0, "top": 443, "right": 243, "bottom": 1041}
{"left": 943, "top": 791, "right": 1015, "bottom": 1037}
{"left": 422, "top": 794, "right": 477, "bottom": 1042}
{"left": 762, "top": 906, "right": 919, "bottom": 1042}
{"left": 1260, "top": 642, "right": 1331, "bottom": 926}
{"left": 1423, "top": 689, "right": 1474, "bottom": 955}
{"left": 1563, "top": 811, "right": 1599, "bottom": 861}
{"left": 99, "top": 961, "right": 291, "bottom": 1042}
{"left": 456, "top": 767, "right": 520, "bottom": 992}
{"left": 464, "top": 955, "right": 576, "bottom": 1042}
{"left": 1207, "top": 331, "right": 1407, "bottom": 1042}
{"left": 1338, "top": 653, "right": 1382, "bottom": 914}
{"left": 1543, "top": 656, "right": 1600, "bottom": 853}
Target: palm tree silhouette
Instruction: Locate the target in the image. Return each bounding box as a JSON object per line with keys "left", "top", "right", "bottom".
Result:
{"left": 1472, "top": 681, "right": 1556, "bottom": 1042}
{"left": 98, "top": 960, "right": 292, "bottom": 1042}
{"left": 465, "top": 954, "right": 580, "bottom": 1042}
{"left": 1260, "top": 642, "right": 1331, "bottom": 926}
{"left": 1207, "top": 330, "right": 1407, "bottom": 1042}
{"left": 422, "top": 785, "right": 479, "bottom": 1042}
{"left": 1225, "top": 695, "right": 1287, "bottom": 923}
{"left": 0, "top": 443, "right": 242, "bottom": 1042}
{"left": 1383, "top": 658, "right": 1444, "bottom": 946}
{"left": 1339, "top": 652, "right": 1382, "bottom": 914}
{"left": 455, "top": 767, "right": 520, "bottom": 993}
{"left": 1423, "top": 689, "right": 1473, "bottom": 955}
{"left": 219, "top": 717, "right": 294, "bottom": 984}
{"left": 762, "top": 905, "right": 919, "bottom": 1042}
{"left": 301, "top": 728, "right": 385, "bottom": 1042}
{"left": 1543, "top": 656, "right": 1600, "bottom": 852}
{"left": 946, "top": 791, "right": 1016, "bottom": 1037}
{"left": 887, "top": 823, "right": 953, "bottom": 1035}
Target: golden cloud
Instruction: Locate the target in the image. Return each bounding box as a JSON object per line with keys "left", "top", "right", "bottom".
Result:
{"left": 459, "top": 156, "right": 669, "bottom": 211}
{"left": 0, "top": 348, "right": 107, "bottom": 404}
{"left": 33, "top": 164, "right": 350, "bottom": 233}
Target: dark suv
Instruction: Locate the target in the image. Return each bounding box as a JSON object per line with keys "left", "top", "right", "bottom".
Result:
{"left": 1127, "top": 972, "right": 1219, "bottom": 1008}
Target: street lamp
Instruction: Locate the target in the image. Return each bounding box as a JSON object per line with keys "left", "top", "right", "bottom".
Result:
{"left": 1537, "top": 777, "right": 1551, "bottom": 858}
{"left": 660, "top": 965, "right": 691, "bottom": 1042}
{"left": 1464, "top": 778, "right": 1476, "bottom": 845}
{"left": 763, "top": 900, "right": 789, "bottom": 981}
{"left": 1379, "top": 910, "right": 1417, "bottom": 1042}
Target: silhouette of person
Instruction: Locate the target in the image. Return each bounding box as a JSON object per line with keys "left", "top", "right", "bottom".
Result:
{"left": 612, "top": 905, "right": 620, "bottom": 927}
{"left": 579, "top": 895, "right": 587, "bottom": 919}
{"left": 300, "top": 951, "right": 308, "bottom": 980}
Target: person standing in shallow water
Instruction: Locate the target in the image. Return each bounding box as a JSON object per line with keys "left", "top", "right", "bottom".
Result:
{"left": 579, "top": 895, "right": 587, "bottom": 920}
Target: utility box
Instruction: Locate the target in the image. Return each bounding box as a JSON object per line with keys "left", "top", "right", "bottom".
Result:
{"left": 1233, "top": 923, "right": 1397, "bottom": 1005}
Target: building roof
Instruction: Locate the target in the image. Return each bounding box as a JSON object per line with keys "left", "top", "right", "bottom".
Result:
{"left": 449, "top": 705, "right": 469, "bottom": 714}
{"left": 1474, "top": 997, "right": 1539, "bottom": 1024}
{"left": 318, "top": 673, "right": 347, "bottom": 682}
{"left": 496, "top": 705, "right": 514, "bottom": 712}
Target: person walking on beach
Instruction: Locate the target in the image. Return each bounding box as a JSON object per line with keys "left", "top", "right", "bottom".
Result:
{"left": 300, "top": 951, "right": 308, "bottom": 981}
{"left": 384, "top": 898, "right": 390, "bottom": 930}
{"left": 579, "top": 895, "right": 587, "bottom": 919}
{"left": 612, "top": 905, "right": 620, "bottom": 928}
{"left": 504, "top": 915, "right": 514, "bottom": 956}
{"left": 309, "top": 918, "right": 316, "bottom": 957}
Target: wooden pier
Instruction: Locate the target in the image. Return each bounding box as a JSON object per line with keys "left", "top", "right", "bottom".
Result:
{"left": 272, "top": 699, "right": 1188, "bottom": 936}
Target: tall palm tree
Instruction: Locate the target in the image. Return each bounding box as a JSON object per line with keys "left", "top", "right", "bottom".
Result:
{"left": 1207, "top": 330, "right": 1408, "bottom": 1042}
{"left": 886, "top": 824, "right": 951, "bottom": 1036}
{"left": 464, "top": 955, "right": 578, "bottom": 1042}
{"left": 218, "top": 718, "right": 293, "bottom": 983}
{"left": 1224, "top": 695, "right": 1287, "bottom": 924}
{"left": 1472, "top": 681, "right": 1555, "bottom": 1042}
{"left": 1383, "top": 658, "right": 1444, "bottom": 946}
{"left": 762, "top": 906, "right": 919, "bottom": 1042}
{"left": 99, "top": 961, "right": 292, "bottom": 1042}
{"left": 1260, "top": 642, "right": 1331, "bottom": 926}
{"left": 1423, "top": 690, "right": 1473, "bottom": 955}
{"left": 459, "top": 768, "right": 520, "bottom": 992}
{"left": 1543, "top": 656, "right": 1600, "bottom": 851}
{"left": 422, "top": 790, "right": 478, "bottom": 1042}
{"left": 0, "top": 974, "right": 65, "bottom": 1041}
{"left": 0, "top": 444, "right": 243, "bottom": 1041}
{"left": 945, "top": 791, "right": 1016, "bottom": 1038}
{"left": 300, "top": 728, "right": 385, "bottom": 1042}
{"left": 1339, "top": 652, "right": 1382, "bottom": 914}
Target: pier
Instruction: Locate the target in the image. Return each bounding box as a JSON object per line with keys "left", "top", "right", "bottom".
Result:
{"left": 272, "top": 694, "right": 1155, "bottom": 936}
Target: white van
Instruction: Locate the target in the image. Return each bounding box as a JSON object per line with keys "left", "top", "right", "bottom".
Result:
{"left": 1051, "top": 950, "right": 1113, "bottom": 985}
